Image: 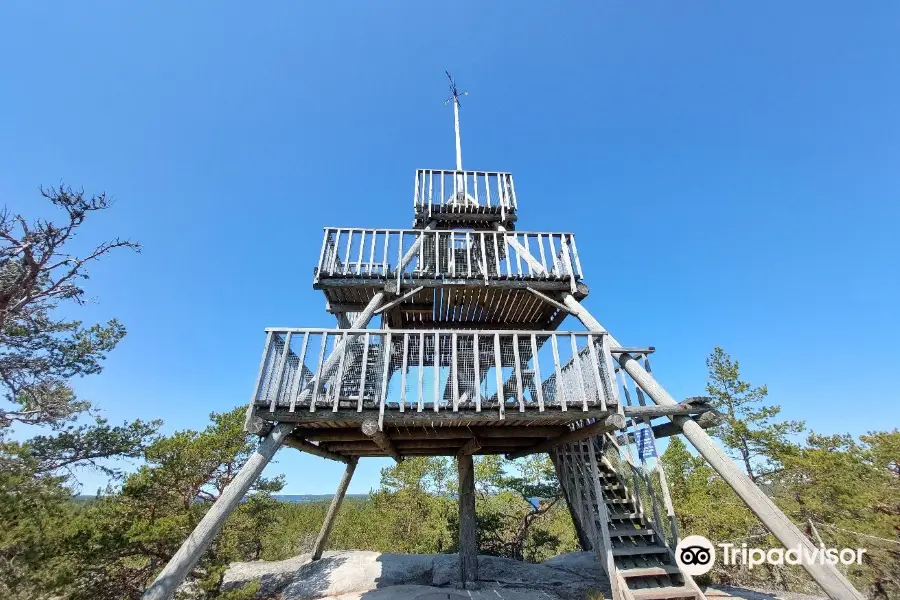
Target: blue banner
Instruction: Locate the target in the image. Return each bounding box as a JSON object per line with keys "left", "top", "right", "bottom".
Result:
{"left": 636, "top": 425, "right": 657, "bottom": 460}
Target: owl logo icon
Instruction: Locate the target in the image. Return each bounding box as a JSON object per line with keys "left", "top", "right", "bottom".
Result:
{"left": 676, "top": 535, "right": 716, "bottom": 575}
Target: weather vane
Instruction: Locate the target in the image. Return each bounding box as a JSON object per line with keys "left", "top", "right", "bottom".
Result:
{"left": 444, "top": 71, "right": 468, "bottom": 171}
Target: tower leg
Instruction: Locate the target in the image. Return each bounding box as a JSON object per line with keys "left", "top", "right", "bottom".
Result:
{"left": 311, "top": 457, "right": 359, "bottom": 560}
{"left": 562, "top": 294, "right": 866, "bottom": 600}
{"left": 149, "top": 292, "right": 388, "bottom": 600}
{"left": 141, "top": 422, "right": 294, "bottom": 600}
{"left": 457, "top": 454, "right": 478, "bottom": 586}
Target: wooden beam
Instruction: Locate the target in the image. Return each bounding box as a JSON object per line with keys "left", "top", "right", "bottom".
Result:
{"left": 617, "top": 412, "right": 724, "bottom": 445}
{"left": 622, "top": 403, "right": 714, "bottom": 419}
{"left": 283, "top": 436, "right": 350, "bottom": 463}
{"left": 458, "top": 453, "right": 478, "bottom": 585}
{"left": 375, "top": 286, "right": 426, "bottom": 314}
{"left": 361, "top": 418, "right": 403, "bottom": 463}
{"left": 264, "top": 407, "right": 614, "bottom": 425}
{"left": 526, "top": 287, "right": 573, "bottom": 315}
{"left": 505, "top": 414, "right": 626, "bottom": 460}
{"left": 457, "top": 437, "right": 482, "bottom": 456}
{"left": 298, "top": 425, "right": 566, "bottom": 442}
{"left": 311, "top": 457, "right": 358, "bottom": 560}
{"left": 328, "top": 301, "right": 434, "bottom": 314}
{"left": 324, "top": 437, "right": 534, "bottom": 454}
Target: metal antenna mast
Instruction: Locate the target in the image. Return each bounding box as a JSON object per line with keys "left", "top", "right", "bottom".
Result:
{"left": 444, "top": 71, "right": 467, "bottom": 171}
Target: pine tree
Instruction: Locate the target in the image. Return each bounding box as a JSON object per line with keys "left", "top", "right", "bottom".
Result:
{"left": 706, "top": 347, "right": 804, "bottom": 482}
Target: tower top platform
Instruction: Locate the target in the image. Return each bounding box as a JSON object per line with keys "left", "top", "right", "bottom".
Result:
{"left": 412, "top": 169, "right": 518, "bottom": 230}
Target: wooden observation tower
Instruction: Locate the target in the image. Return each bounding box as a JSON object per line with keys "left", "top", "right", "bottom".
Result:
{"left": 144, "top": 75, "right": 867, "bottom": 600}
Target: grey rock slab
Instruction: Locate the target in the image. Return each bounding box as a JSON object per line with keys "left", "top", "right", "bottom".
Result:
{"left": 222, "top": 552, "right": 314, "bottom": 596}
{"left": 314, "top": 584, "right": 565, "bottom": 600}
{"left": 280, "top": 551, "right": 436, "bottom": 600}
{"left": 540, "top": 552, "right": 605, "bottom": 580}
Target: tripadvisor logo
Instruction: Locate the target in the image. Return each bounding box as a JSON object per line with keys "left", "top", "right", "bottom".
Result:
{"left": 676, "top": 535, "right": 716, "bottom": 575}
{"left": 675, "top": 535, "right": 867, "bottom": 576}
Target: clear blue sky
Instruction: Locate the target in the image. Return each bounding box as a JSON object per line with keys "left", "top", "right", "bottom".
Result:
{"left": 1, "top": 2, "right": 898, "bottom": 495}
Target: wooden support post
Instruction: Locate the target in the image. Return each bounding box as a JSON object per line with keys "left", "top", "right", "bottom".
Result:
{"left": 362, "top": 418, "right": 403, "bottom": 463}
{"left": 561, "top": 293, "right": 867, "bottom": 600}
{"left": 457, "top": 453, "right": 478, "bottom": 586}
{"left": 505, "top": 414, "right": 626, "bottom": 460}
{"left": 141, "top": 423, "right": 294, "bottom": 600}
{"left": 311, "top": 457, "right": 359, "bottom": 560}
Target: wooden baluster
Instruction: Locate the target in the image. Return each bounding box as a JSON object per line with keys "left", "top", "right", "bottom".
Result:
{"left": 357, "top": 333, "right": 370, "bottom": 412}
{"left": 513, "top": 334, "right": 524, "bottom": 412}
{"left": 530, "top": 334, "right": 545, "bottom": 412}
{"left": 332, "top": 332, "right": 349, "bottom": 412}
{"left": 378, "top": 332, "right": 392, "bottom": 430}
{"left": 550, "top": 334, "right": 565, "bottom": 411}
{"left": 417, "top": 332, "right": 425, "bottom": 412}
{"left": 494, "top": 333, "right": 504, "bottom": 419}
{"left": 473, "top": 333, "right": 481, "bottom": 412}
{"left": 288, "top": 332, "right": 310, "bottom": 413}
{"left": 309, "top": 333, "right": 328, "bottom": 412}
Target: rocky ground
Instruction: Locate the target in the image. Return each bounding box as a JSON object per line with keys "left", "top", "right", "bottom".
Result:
{"left": 221, "top": 550, "right": 826, "bottom": 600}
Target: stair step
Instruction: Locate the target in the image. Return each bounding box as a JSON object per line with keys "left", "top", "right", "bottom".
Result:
{"left": 628, "top": 586, "right": 698, "bottom": 599}
{"left": 607, "top": 512, "right": 643, "bottom": 520}
{"left": 611, "top": 546, "right": 669, "bottom": 557}
{"left": 605, "top": 498, "right": 632, "bottom": 504}
{"left": 609, "top": 528, "right": 655, "bottom": 537}
{"left": 619, "top": 565, "right": 682, "bottom": 578}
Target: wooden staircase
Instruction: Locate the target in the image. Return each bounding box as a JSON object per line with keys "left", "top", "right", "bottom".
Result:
{"left": 554, "top": 435, "right": 705, "bottom": 600}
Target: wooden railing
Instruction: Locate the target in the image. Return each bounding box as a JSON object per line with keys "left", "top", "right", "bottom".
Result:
{"left": 314, "top": 228, "right": 582, "bottom": 286}
{"left": 252, "top": 328, "right": 619, "bottom": 418}
{"left": 414, "top": 169, "right": 517, "bottom": 216}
